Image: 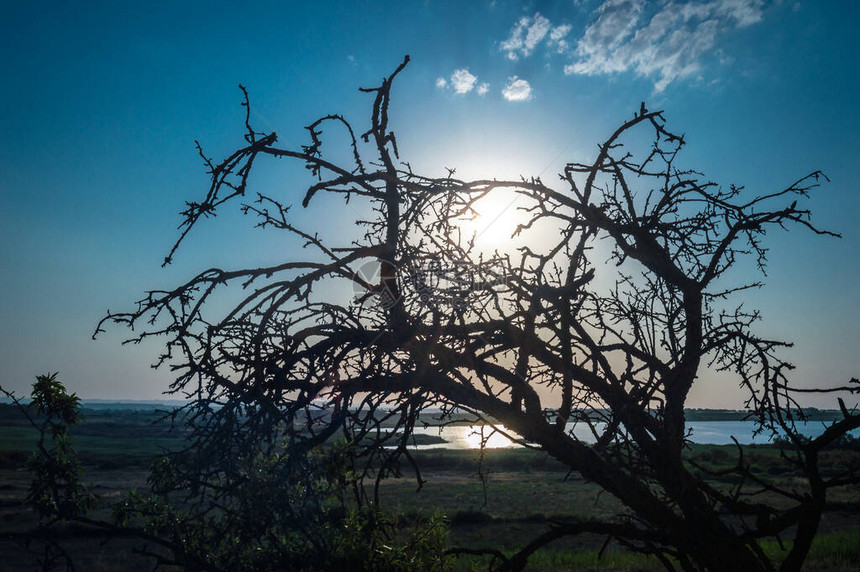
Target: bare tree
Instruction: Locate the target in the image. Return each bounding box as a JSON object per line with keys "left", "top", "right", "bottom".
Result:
{"left": 97, "top": 56, "right": 860, "bottom": 571}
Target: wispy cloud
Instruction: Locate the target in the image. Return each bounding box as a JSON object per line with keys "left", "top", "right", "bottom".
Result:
{"left": 502, "top": 77, "right": 533, "bottom": 101}
{"left": 568, "top": 0, "right": 643, "bottom": 75}
{"left": 500, "top": 13, "right": 553, "bottom": 60}
{"left": 498, "top": 0, "right": 766, "bottom": 92}
{"left": 566, "top": 0, "right": 764, "bottom": 91}
{"left": 548, "top": 24, "right": 573, "bottom": 54}
{"left": 477, "top": 82, "right": 490, "bottom": 95}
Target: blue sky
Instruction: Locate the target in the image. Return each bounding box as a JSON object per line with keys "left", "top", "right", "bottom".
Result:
{"left": 1, "top": 0, "right": 857, "bottom": 407}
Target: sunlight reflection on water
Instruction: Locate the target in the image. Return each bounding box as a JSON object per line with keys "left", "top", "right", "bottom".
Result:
{"left": 410, "top": 421, "right": 860, "bottom": 450}
{"left": 412, "top": 424, "right": 519, "bottom": 449}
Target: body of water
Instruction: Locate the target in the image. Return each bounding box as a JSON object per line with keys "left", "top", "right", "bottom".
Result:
{"left": 410, "top": 420, "right": 858, "bottom": 449}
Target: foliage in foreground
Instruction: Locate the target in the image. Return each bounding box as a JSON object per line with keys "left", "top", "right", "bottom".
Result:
{"left": 113, "top": 440, "right": 448, "bottom": 571}
{"left": 3, "top": 375, "right": 449, "bottom": 571}
{"left": 10, "top": 374, "right": 94, "bottom": 522}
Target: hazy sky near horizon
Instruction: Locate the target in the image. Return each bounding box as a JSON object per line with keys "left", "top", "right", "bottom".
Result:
{"left": 1, "top": 0, "right": 858, "bottom": 408}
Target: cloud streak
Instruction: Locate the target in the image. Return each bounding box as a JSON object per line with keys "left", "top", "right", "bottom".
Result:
{"left": 567, "top": 0, "right": 764, "bottom": 91}
{"left": 498, "top": 1, "right": 766, "bottom": 92}
{"left": 500, "top": 13, "right": 553, "bottom": 60}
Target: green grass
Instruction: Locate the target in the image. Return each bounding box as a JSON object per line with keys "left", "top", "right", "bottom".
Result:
{"left": 0, "top": 411, "right": 186, "bottom": 468}
{"left": 448, "top": 548, "right": 663, "bottom": 571}
{"left": 758, "top": 528, "right": 860, "bottom": 572}
{"left": 445, "top": 529, "right": 860, "bottom": 571}
{"left": 519, "top": 549, "right": 659, "bottom": 571}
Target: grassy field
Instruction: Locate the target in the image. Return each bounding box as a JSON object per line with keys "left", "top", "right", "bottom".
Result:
{"left": 1, "top": 405, "right": 859, "bottom": 570}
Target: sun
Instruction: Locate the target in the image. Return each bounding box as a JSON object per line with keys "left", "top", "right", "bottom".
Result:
{"left": 457, "top": 189, "right": 527, "bottom": 251}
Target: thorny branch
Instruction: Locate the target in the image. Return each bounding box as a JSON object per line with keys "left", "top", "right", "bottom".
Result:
{"left": 96, "top": 57, "right": 859, "bottom": 572}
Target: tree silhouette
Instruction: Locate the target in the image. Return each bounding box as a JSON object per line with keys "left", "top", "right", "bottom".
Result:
{"left": 98, "top": 56, "right": 860, "bottom": 571}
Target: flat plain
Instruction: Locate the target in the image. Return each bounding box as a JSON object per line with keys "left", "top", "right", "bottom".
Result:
{"left": 1, "top": 405, "right": 858, "bottom": 571}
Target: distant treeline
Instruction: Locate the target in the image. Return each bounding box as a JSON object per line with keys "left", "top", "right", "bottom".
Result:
{"left": 0, "top": 402, "right": 846, "bottom": 424}
{"left": 684, "top": 408, "right": 845, "bottom": 422}
{"left": 0, "top": 403, "right": 182, "bottom": 436}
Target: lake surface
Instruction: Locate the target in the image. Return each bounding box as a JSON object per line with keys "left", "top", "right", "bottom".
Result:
{"left": 410, "top": 420, "right": 859, "bottom": 449}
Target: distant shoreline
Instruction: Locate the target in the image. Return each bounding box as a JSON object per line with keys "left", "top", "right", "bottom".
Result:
{"left": 0, "top": 399, "right": 848, "bottom": 423}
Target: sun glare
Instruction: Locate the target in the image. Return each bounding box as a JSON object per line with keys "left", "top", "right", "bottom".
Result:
{"left": 459, "top": 191, "right": 527, "bottom": 251}
{"left": 464, "top": 425, "right": 515, "bottom": 449}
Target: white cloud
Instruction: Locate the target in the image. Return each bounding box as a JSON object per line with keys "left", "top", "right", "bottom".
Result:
{"left": 500, "top": 16, "right": 528, "bottom": 60}
{"left": 564, "top": 0, "right": 766, "bottom": 91}
{"left": 567, "top": 0, "right": 644, "bottom": 75}
{"left": 549, "top": 24, "right": 573, "bottom": 54}
{"left": 716, "top": 0, "right": 765, "bottom": 26}
{"left": 524, "top": 14, "right": 552, "bottom": 52}
{"left": 437, "top": 69, "right": 484, "bottom": 96}
{"left": 450, "top": 68, "right": 478, "bottom": 94}
{"left": 550, "top": 24, "right": 572, "bottom": 41}
{"left": 502, "top": 77, "right": 533, "bottom": 101}
{"left": 500, "top": 13, "right": 553, "bottom": 60}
